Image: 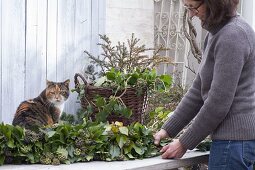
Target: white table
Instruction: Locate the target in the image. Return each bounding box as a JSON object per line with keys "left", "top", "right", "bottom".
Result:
{"left": 0, "top": 150, "right": 209, "bottom": 170}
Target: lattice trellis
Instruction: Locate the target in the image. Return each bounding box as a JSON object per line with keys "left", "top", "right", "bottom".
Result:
{"left": 154, "top": 0, "right": 244, "bottom": 86}
{"left": 154, "top": 0, "right": 189, "bottom": 86}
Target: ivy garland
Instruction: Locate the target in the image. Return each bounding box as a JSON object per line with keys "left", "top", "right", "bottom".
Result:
{"left": 0, "top": 119, "right": 163, "bottom": 165}
{"left": 0, "top": 108, "right": 211, "bottom": 166}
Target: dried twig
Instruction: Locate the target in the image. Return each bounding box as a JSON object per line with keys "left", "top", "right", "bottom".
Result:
{"left": 182, "top": 10, "right": 202, "bottom": 64}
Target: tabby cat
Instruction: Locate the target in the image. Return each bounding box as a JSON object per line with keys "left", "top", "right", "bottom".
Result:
{"left": 12, "top": 79, "right": 70, "bottom": 130}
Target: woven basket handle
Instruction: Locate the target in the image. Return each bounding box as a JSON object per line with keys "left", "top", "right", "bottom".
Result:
{"left": 74, "top": 73, "right": 88, "bottom": 93}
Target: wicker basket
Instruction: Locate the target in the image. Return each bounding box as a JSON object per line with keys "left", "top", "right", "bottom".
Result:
{"left": 74, "top": 73, "right": 148, "bottom": 125}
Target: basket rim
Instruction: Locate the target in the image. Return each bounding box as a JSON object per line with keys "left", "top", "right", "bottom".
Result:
{"left": 86, "top": 84, "right": 146, "bottom": 90}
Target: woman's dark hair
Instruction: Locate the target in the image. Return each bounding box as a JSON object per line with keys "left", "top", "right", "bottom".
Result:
{"left": 203, "top": 0, "right": 239, "bottom": 29}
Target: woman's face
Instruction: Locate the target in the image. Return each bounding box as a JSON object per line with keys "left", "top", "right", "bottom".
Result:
{"left": 183, "top": 0, "right": 207, "bottom": 23}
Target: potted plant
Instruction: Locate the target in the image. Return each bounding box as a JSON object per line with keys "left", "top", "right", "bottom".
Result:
{"left": 74, "top": 33, "right": 172, "bottom": 124}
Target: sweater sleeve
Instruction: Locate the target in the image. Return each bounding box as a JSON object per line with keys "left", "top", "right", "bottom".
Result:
{"left": 162, "top": 73, "right": 204, "bottom": 137}
{"left": 179, "top": 26, "right": 250, "bottom": 149}
{"left": 161, "top": 34, "right": 211, "bottom": 139}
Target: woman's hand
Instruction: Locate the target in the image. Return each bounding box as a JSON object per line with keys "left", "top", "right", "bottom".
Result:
{"left": 160, "top": 139, "right": 187, "bottom": 159}
{"left": 153, "top": 129, "right": 169, "bottom": 145}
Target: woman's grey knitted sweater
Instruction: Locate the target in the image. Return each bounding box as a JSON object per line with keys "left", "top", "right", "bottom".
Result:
{"left": 162, "top": 16, "right": 255, "bottom": 150}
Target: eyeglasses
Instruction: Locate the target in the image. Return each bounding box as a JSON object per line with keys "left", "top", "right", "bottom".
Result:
{"left": 183, "top": 1, "right": 204, "bottom": 14}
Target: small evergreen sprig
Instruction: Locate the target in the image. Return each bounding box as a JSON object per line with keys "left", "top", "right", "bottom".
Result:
{"left": 84, "top": 33, "right": 171, "bottom": 76}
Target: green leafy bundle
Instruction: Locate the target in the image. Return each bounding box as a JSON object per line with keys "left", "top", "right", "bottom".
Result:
{"left": 0, "top": 120, "right": 159, "bottom": 165}
{"left": 0, "top": 124, "right": 43, "bottom": 165}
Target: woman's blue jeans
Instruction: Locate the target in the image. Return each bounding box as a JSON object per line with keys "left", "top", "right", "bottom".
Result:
{"left": 208, "top": 140, "right": 255, "bottom": 170}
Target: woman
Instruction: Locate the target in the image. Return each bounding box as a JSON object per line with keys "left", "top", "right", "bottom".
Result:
{"left": 154, "top": 0, "right": 255, "bottom": 169}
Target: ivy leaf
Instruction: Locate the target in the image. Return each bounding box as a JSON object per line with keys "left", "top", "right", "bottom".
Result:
{"left": 96, "top": 111, "right": 108, "bottom": 122}
{"left": 94, "top": 76, "right": 107, "bottom": 87}
{"left": 124, "top": 146, "right": 132, "bottom": 154}
{"left": 160, "top": 74, "right": 172, "bottom": 87}
{"left": 127, "top": 153, "right": 135, "bottom": 159}
{"left": 122, "top": 108, "right": 132, "bottom": 118}
{"left": 104, "top": 124, "right": 112, "bottom": 132}
{"left": 95, "top": 97, "right": 106, "bottom": 107}
{"left": 132, "top": 144, "right": 143, "bottom": 155}
{"left": 127, "top": 73, "right": 139, "bottom": 85}
{"left": 6, "top": 127, "right": 12, "bottom": 139}
{"left": 0, "top": 155, "right": 4, "bottom": 165}
{"left": 109, "top": 145, "right": 120, "bottom": 159}
{"left": 27, "top": 153, "right": 35, "bottom": 163}
{"left": 119, "top": 127, "right": 129, "bottom": 136}
{"left": 13, "top": 126, "right": 25, "bottom": 140}
{"left": 106, "top": 71, "right": 116, "bottom": 80}
{"left": 116, "top": 135, "right": 127, "bottom": 148}
{"left": 64, "top": 160, "right": 71, "bottom": 164}
{"left": 114, "top": 103, "right": 122, "bottom": 111}
{"left": 155, "top": 107, "right": 164, "bottom": 113}
{"left": 86, "top": 155, "right": 94, "bottom": 161}
{"left": 106, "top": 158, "right": 112, "bottom": 161}
{"left": 149, "top": 111, "right": 156, "bottom": 119}
{"left": 134, "top": 122, "right": 142, "bottom": 131}
{"left": 47, "top": 131, "right": 56, "bottom": 138}
{"left": 35, "top": 141, "right": 43, "bottom": 150}
{"left": 68, "top": 145, "right": 75, "bottom": 158}
{"left": 7, "top": 140, "right": 15, "bottom": 148}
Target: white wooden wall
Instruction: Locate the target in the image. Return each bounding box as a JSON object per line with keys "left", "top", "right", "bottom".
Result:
{"left": 0, "top": 0, "right": 106, "bottom": 123}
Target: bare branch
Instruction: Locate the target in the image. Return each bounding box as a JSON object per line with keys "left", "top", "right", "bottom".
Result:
{"left": 84, "top": 33, "right": 173, "bottom": 74}
{"left": 182, "top": 9, "right": 202, "bottom": 64}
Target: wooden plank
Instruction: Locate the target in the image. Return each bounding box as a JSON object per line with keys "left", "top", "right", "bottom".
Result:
{"left": 89, "top": 0, "right": 105, "bottom": 77}
{"left": 75, "top": 0, "right": 91, "bottom": 55}
{"left": 25, "top": 0, "right": 47, "bottom": 99}
{"left": 1, "top": 0, "right": 26, "bottom": 123}
{"left": 98, "top": 0, "right": 106, "bottom": 36}
{"left": 25, "top": 0, "right": 37, "bottom": 98}
{"left": 91, "top": 0, "right": 100, "bottom": 56}
{"left": 74, "top": 0, "right": 91, "bottom": 75}
{"left": 47, "top": 0, "right": 58, "bottom": 81}
{"left": 56, "top": 0, "right": 75, "bottom": 82}
{"left": 0, "top": 0, "right": 2, "bottom": 122}
{"left": 91, "top": 0, "right": 106, "bottom": 55}
{"left": 57, "top": 0, "right": 76, "bottom": 114}
{"left": 36, "top": 0, "right": 47, "bottom": 89}
{"left": 71, "top": 0, "right": 92, "bottom": 112}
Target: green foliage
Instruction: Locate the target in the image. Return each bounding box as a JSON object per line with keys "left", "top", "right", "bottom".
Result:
{"left": 101, "top": 68, "right": 172, "bottom": 91}
{"left": 195, "top": 138, "right": 211, "bottom": 152}
{"left": 93, "top": 96, "right": 132, "bottom": 123}
{"left": 0, "top": 123, "right": 44, "bottom": 165}
{"left": 73, "top": 67, "right": 172, "bottom": 123}
{"left": 0, "top": 106, "right": 211, "bottom": 166}
{"left": 0, "top": 120, "right": 160, "bottom": 165}
{"left": 147, "top": 84, "right": 187, "bottom": 114}
{"left": 145, "top": 107, "right": 173, "bottom": 133}
{"left": 73, "top": 34, "right": 173, "bottom": 123}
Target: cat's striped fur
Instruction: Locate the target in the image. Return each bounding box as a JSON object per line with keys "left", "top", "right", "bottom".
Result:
{"left": 12, "top": 79, "right": 70, "bottom": 130}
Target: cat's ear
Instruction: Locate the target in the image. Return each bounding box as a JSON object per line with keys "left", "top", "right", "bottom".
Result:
{"left": 46, "top": 80, "right": 53, "bottom": 87}
{"left": 64, "top": 79, "right": 70, "bottom": 87}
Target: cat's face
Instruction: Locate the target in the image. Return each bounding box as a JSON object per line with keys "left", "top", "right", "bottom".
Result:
{"left": 45, "top": 79, "right": 70, "bottom": 105}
